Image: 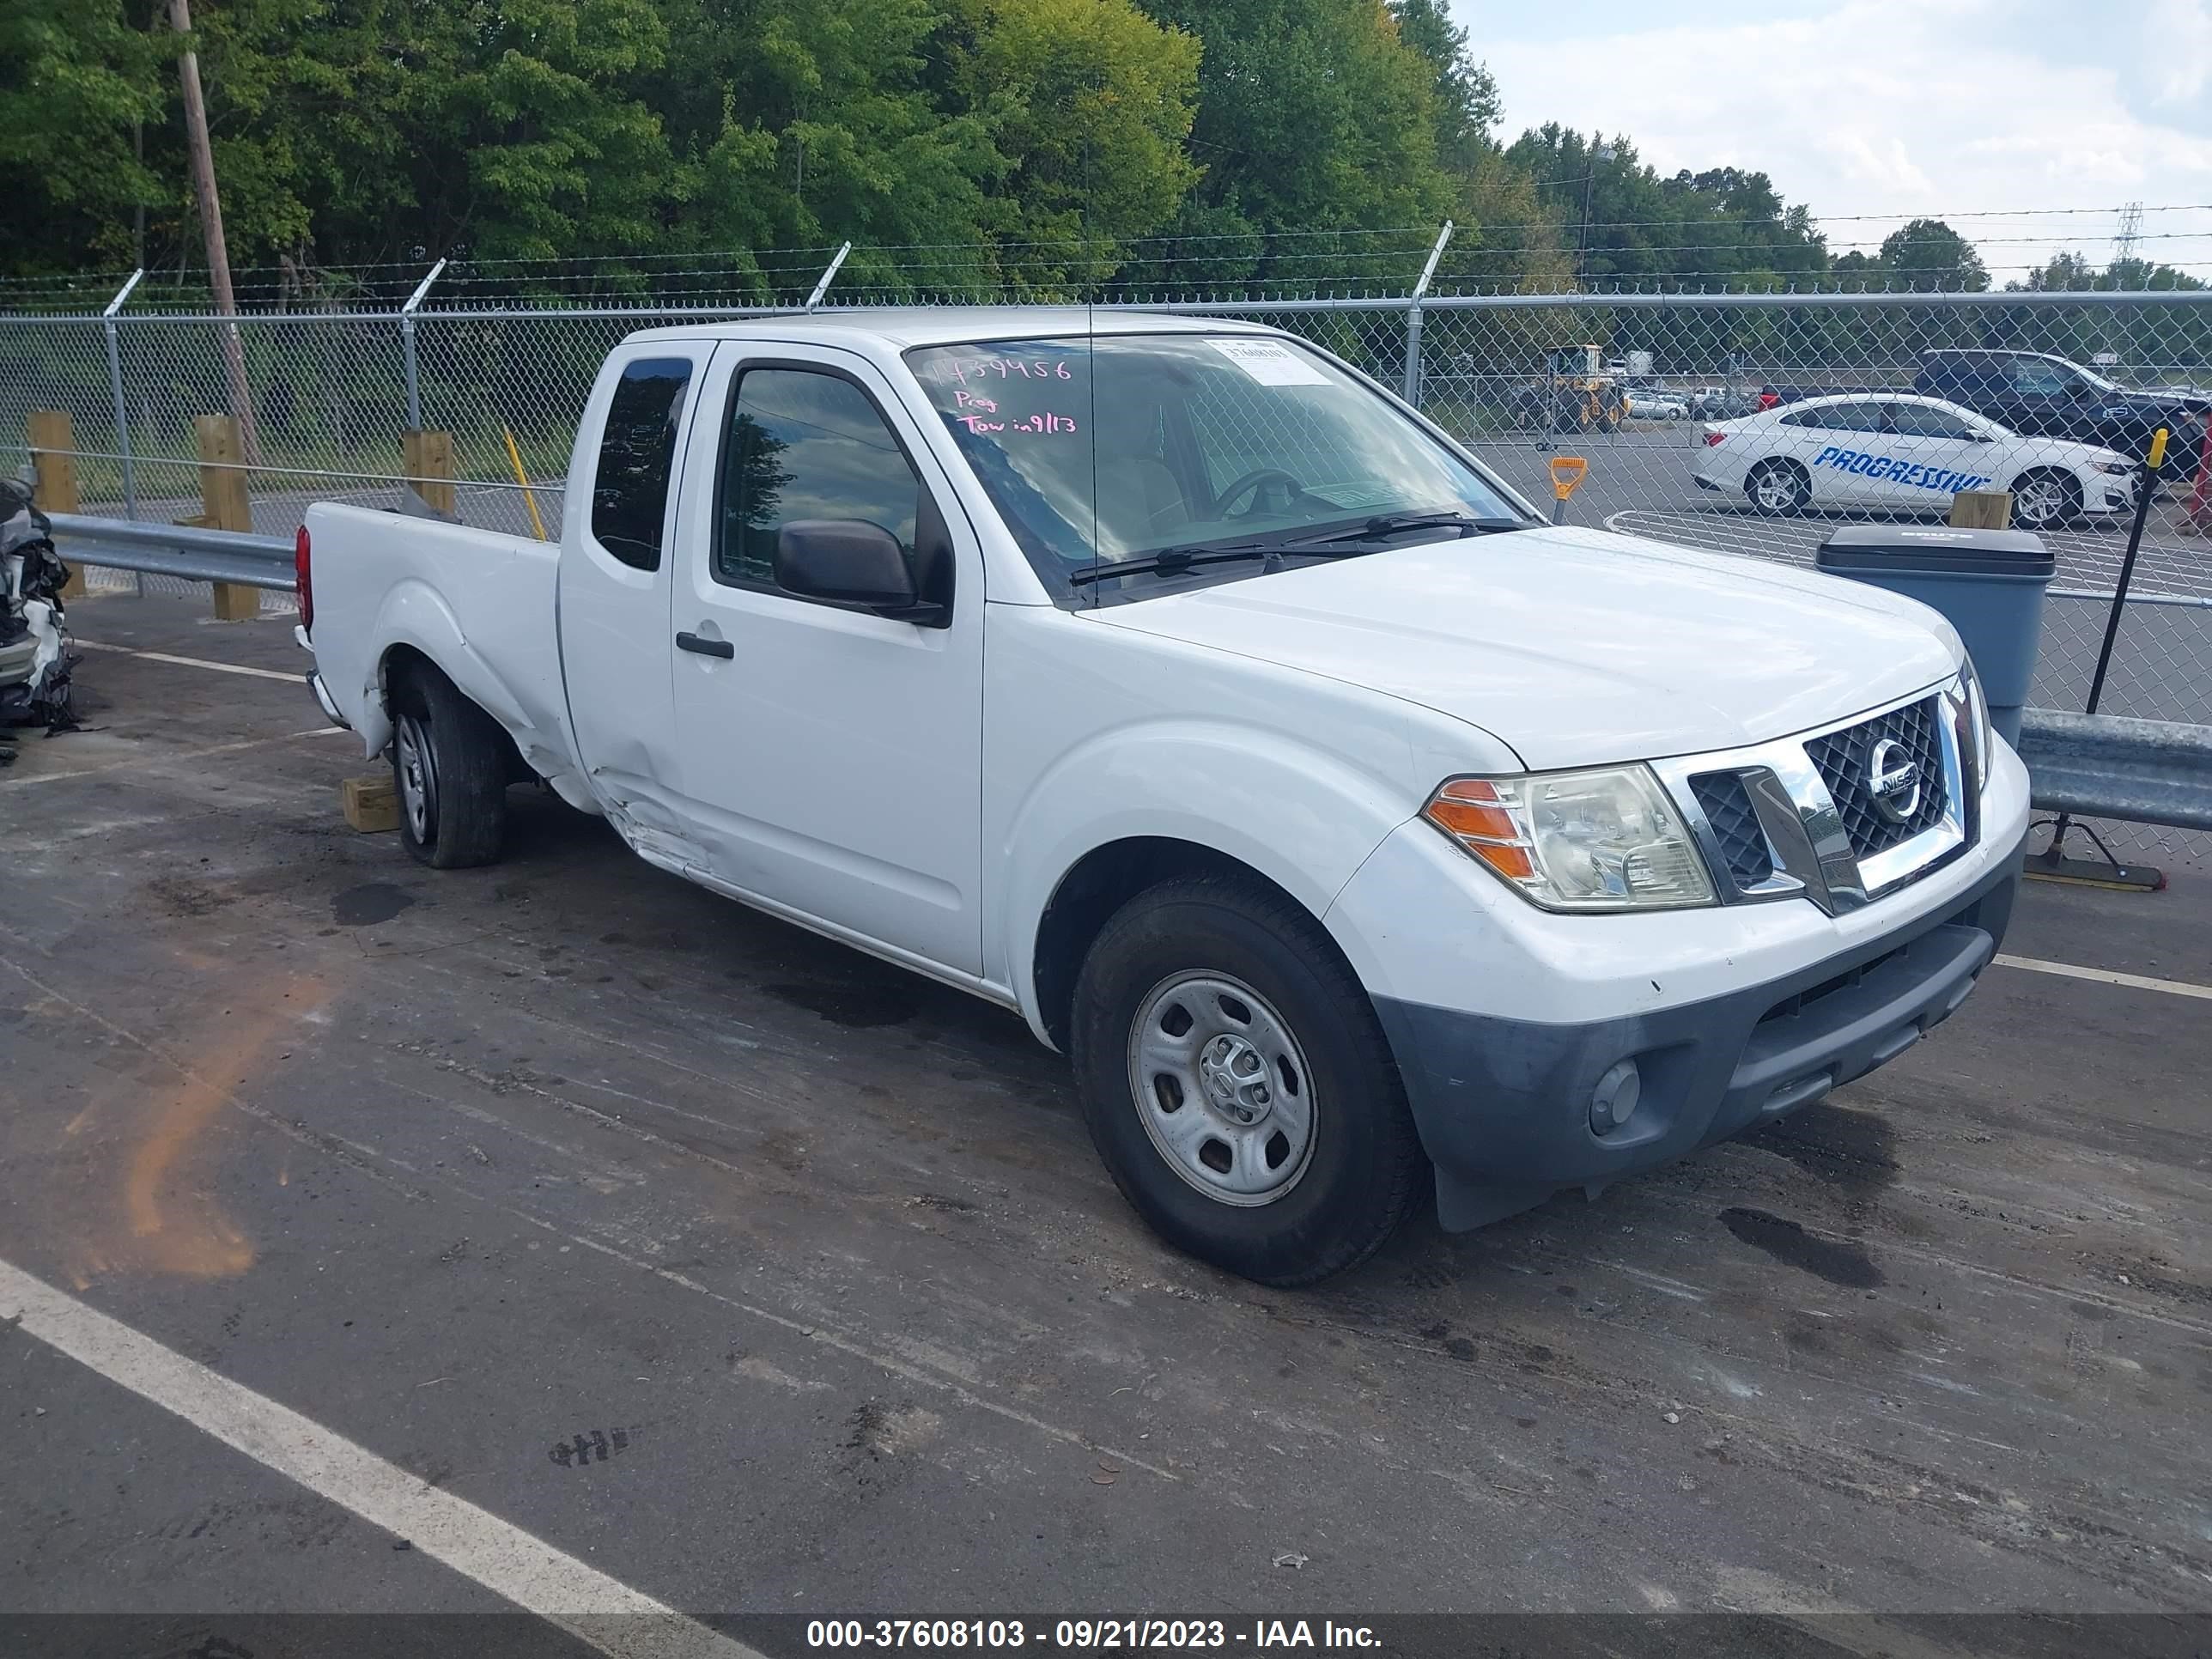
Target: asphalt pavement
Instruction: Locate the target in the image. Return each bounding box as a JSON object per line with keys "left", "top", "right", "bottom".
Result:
{"left": 3, "top": 593, "right": 2210, "bottom": 1654}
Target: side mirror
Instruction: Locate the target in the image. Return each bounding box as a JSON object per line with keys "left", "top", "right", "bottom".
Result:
{"left": 774, "top": 520, "right": 927, "bottom": 617}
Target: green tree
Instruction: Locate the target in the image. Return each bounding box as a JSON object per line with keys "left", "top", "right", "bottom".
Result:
{"left": 943, "top": 0, "right": 1201, "bottom": 277}
{"left": 1388, "top": 0, "right": 1498, "bottom": 176}
{"left": 1138, "top": 0, "right": 1455, "bottom": 273}
{"left": 0, "top": 0, "right": 168, "bottom": 277}
{"left": 1875, "top": 218, "right": 1987, "bottom": 292}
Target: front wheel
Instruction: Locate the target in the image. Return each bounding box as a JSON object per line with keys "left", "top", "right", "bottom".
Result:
{"left": 2010, "top": 468, "right": 2081, "bottom": 530}
{"left": 390, "top": 664, "right": 510, "bottom": 868}
{"left": 1069, "top": 875, "right": 1425, "bottom": 1285}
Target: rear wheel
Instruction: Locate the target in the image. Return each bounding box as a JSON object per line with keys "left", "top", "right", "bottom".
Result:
{"left": 1746, "top": 458, "right": 1810, "bottom": 516}
{"left": 390, "top": 664, "right": 509, "bottom": 869}
{"left": 2010, "top": 468, "right": 2080, "bottom": 530}
{"left": 1069, "top": 874, "right": 1425, "bottom": 1285}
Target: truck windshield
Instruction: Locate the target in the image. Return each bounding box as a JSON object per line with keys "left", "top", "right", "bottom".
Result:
{"left": 905, "top": 333, "right": 1534, "bottom": 602}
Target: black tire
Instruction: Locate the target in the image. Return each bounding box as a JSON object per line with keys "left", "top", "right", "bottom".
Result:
{"left": 1068, "top": 874, "right": 1425, "bottom": 1286}
{"left": 2009, "top": 467, "right": 2081, "bottom": 530}
{"left": 389, "top": 663, "right": 509, "bottom": 869}
{"left": 1745, "top": 458, "right": 1810, "bottom": 516}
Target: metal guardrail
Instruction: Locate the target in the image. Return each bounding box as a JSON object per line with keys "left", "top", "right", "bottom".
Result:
{"left": 46, "top": 512, "right": 295, "bottom": 590}
{"left": 2018, "top": 708, "right": 2212, "bottom": 832}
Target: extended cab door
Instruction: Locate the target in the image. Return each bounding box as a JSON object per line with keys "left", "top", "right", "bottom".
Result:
{"left": 664, "top": 344, "right": 985, "bottom": 977}
{"left": 558, "top": 344, "right": 714, "bottom": 844}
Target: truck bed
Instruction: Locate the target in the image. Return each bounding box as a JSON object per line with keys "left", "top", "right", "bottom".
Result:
{"left": 302, "top": 503, "right": 586, "bottom": 800}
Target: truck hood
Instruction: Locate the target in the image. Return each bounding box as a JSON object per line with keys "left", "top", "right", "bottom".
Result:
{"left": 1088, "top": 525, "right": 1961, "bottom": 769}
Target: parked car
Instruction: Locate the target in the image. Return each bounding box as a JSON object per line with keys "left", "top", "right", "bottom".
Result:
{"left": 1914, "top": 349, "right": 2209, "bottom": 479}
{"left": 301, "top": 310, "right": 2028, "bottom": 1285}
{"left": 1685, "top": 386, "right": 1758, "bottom": 420}
{"left": 1694, "top": 392, "right": 2139, "bottom": 528}
{"left": 1626, "top": 388, "right": 1690, "bottom": 421}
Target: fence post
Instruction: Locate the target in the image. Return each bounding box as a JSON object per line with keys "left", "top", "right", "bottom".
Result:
{"left": 402, "top": 428, "right": 457, "bottom": 516}
{"left": 400, "top": 258, "right": 447, "bottom": 431}
{"left": 805, "top": 242, "right": 854, "bottom": 312}
{"left": 1402, "top": 220, "right": 1455, "bottom": 406}
{"left": 28, "top": 410, "right": 86, "bottom": 600}
{"left": 102, "top": 270, "right": 145, "bottom": 525}
{"left": 1403, "top": 301, "right": 1423, "bottom": 404}
{"left": 194, "top": 414, "right": 259, "bottom": 621}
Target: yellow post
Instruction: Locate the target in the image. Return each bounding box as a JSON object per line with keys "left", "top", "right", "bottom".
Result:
{"left": 27, "top": 410, "right": 87, "bottom": 600}
{"left": 402, "top": 428, "right": 458, "bottom": 517}
{"left": 502, "top": 427, "right": 549, "bottom": 541}
{"left": 195, "top": 413, "right": 259, "bottom": 621}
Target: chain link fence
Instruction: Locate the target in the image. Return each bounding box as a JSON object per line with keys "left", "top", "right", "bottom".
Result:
{"left": 4, "top": 277, "right": 2208, "bottom": 861}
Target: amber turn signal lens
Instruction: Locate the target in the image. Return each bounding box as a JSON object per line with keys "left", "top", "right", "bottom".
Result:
{"left": 1426, "top": 797, "right": 1517, "bottom": 842}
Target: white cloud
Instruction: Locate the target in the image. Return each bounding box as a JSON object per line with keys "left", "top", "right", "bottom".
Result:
{"left": 1475, "top": 0, "right": 2212, "bottom": 278}
{"left": 2148, "top": 0, "right": 2212, "bottom": 105}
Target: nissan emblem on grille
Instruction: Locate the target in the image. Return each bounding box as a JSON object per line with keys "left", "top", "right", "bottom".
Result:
{"left": 1865, "top": 737, "right": 1923, "bottom": 824}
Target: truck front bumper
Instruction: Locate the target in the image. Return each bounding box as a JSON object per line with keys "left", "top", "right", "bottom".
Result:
{"left": 1368, "top": 831, "right": 2025, "bottom": 1231}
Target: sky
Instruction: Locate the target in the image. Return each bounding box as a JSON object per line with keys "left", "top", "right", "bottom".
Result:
{"left": 1468, "top": 0, "right": 2212, "bottom": 283}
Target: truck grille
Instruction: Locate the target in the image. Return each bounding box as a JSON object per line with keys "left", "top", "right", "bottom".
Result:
{"left": 1689, "top": 773, "right": 1775, "bottom": 888}
{"left": 1802, "top": 697, "right": 1948, "bottom": 859}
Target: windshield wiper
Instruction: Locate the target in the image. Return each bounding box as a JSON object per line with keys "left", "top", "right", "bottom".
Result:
{"left": 1291, "top": 510, "right": 1530, "bottom": 548}
{"left": 1067, "top": 510, "right": 1538, "bottom": 586}
{"left": 1068, "top": 537, "right": 1392, "bottom": 586}
{"left": 1066, "top": 541, "right": 1279, "bottom": 586}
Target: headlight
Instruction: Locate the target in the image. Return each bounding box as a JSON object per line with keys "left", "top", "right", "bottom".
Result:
{"left": 1956, "top": 658, "right": 1992, "bottom": 784}
{"left": 2094, "top": 460, "right": 2135, "bottom": 476}
{"left": 1423, "top": 765, "right": 1717, "bottom": 912}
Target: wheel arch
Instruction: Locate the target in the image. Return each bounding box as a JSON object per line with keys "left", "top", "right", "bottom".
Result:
{"left": 1029, "top": 837, "right": 1362, "bottom": 1054}
{"left": 380, "top": 641, "right": 532, "bottom": 783}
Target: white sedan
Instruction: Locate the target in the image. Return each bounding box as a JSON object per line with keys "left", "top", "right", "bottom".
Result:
{"left": 1692, "top": 392, "right": 2138, "bottom": 529}
{"left": 1626, "top": 388, "right": 1689, "bottom": 421}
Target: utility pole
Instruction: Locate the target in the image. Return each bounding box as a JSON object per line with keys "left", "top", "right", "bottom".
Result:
{"left": 170, "top": 0, "right": 261, "bottom": 466}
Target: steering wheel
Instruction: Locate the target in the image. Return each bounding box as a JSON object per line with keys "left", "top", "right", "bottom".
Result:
{"left": 1213, "top": 468, "right": 1306, "bottom": 520}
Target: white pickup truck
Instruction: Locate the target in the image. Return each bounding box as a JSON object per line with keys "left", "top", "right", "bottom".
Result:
{"left": 301, "top": 308, "right": 2029, "bottom": 1285}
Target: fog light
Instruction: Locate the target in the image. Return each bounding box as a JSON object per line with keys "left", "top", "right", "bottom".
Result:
{"left": 1589, "top": 1060, "right": 1641, "bottom": 1135}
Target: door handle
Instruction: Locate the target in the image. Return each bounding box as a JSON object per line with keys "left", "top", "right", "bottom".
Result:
{"left": 675, "top": 631, "right": 733, "bottom": 659}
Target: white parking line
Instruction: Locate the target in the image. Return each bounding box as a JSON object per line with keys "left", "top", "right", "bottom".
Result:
{"left": 0, "top": 726, "right": 344, "bottom": 788}
{"left": 75, "top": 639, "right": 302, "bottom": 683}
{"left": 1993, "top": 953, "right": 2212, "bottom": 1002}
{"left": 0, "top": 1257, "right": 758, "bottom": 1659}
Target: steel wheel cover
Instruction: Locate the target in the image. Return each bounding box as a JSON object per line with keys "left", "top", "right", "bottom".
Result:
{"left": 395, "top": 713, "right": 439, "bottom": 843}
{"left": 1126, "top": 971, "right": 1318, "bottom": 1207}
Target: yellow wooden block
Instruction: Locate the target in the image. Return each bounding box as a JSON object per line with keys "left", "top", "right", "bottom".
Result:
{"left": 1948, "top": 490, "right": 2013, "bottom": 530}
{"left": 342, "top": 775, "right": 400, "bottom": 834}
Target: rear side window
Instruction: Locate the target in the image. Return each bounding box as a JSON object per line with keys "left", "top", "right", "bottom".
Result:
{"left": 592, "top": 357, "right": 694, "bottom": 571}
{"left": 2010, "top": 359, "right": 2075, "bottom": 396}
{"left": 1888, "top": 403, "right": 1978, "bottom": 441}
{"left": 1808, "top": 400, "right": 1886, "bottom": 433}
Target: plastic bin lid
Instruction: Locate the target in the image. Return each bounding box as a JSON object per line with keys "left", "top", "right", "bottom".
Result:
{"left": 1815, "top": 525, "right": 2055, "bottom": 577}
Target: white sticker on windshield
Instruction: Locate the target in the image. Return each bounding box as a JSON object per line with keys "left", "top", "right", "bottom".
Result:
{"left": 1205, "top": 337, "right": 1331, "bottom": 386}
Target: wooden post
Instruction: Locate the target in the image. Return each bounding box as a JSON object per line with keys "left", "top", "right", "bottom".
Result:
{"left": 195, "top": 413, "right": 258, "bottom": 620}
{"left": 27, "top": 411, "right": 88, "bottom": 600}
{"left": 402, "top": 428, "right": 458, "bottom": 517}
{"left": 1948, "top": 490, "right": 2013, "bottom": 530}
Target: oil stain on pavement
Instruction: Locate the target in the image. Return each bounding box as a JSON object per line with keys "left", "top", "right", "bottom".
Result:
{"left": 1719, "top": 1206, "right": 1884, "bottom": 1288}
{"left": 332, "top": 883, "right": 415, "bottom": 927}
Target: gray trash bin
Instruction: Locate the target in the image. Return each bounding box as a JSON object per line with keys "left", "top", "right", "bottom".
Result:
{"left": 1814, "top": 525, "right": 2055, "bottom": 745}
